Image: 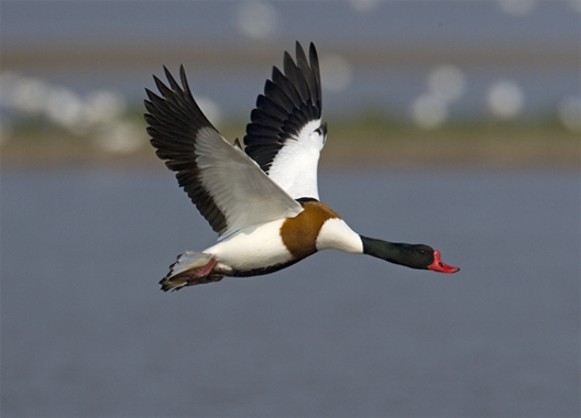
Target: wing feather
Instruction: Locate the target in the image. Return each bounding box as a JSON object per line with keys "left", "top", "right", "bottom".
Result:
{"left": 244, "top": 42, "right": 325, "bottom": 200}
{"left": 145, "top": 66, "right": 303, "bottom": 237}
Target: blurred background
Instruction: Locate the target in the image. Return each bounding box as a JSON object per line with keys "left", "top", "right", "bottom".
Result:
{"left": 1, "top": 1, "right": 579, "bottom": 417}
{"left": 1, "top": 0, "right": 580, "bottom": 163}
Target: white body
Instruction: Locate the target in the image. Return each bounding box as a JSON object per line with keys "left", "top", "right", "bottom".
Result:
{"left": 204, "top": 220, "right": 293, "bottom": 273}
{"left": 207, "top": 218, "right": 363, "bottom": 273}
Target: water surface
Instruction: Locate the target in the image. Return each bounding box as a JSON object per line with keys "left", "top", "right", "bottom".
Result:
{"left": 1, "top": 167, "right": 579, "bottom": 417}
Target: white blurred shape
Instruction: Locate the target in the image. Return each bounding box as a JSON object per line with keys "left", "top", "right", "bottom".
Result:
{"left": 348, "top": 0, "right": 381, "bottom": 13}
{"left": 44, "top": 87, "right": 86, "bottom": 130}
{"left": 84, "top": 91, "right": 127, "bottom": 126}
{"left": 411, "top": 94, "right": 448, "bottom": 129}
{"left": 428, "top": 65, "right": 466, "bottom": 103}
{"left": 558, "top": 97, "right": 581, "bottom": 132}
{"left": 93, "top": 121, "right": 143, "bottom": 154}
{"left": 320, "top": 54, "right": 353, "bottom": 92}
{"left": 497, "top": 0, "right": 536, "bottom": 16}
{"left": 236, "top": 1, "right": 278, "bottom": 40}
{"left": 7, "top": 76, "right": 50, "bottom": 114}
{"left": 487, "top": 80, "right": 524, "bottom": 119}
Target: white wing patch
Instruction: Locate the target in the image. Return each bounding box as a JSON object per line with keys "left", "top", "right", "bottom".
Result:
{"left": 267, "top": 119, "right": 325, "bottom": 200}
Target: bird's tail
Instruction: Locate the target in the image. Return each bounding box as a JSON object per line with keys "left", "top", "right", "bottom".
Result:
{"left": 159, "top": 251, "right": 222, "bottom": 291}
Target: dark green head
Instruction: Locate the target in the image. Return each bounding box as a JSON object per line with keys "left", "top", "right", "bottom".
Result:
{"left": 361, "top": 236, "right": 459, "bottom": 273}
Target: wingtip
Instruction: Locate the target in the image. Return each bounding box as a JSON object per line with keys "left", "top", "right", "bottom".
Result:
{"left": 308, "top": 42, "right": 318, "bottom": 65}
{"left": 293, "top": 40, "right": 309, "bottom": 55}
{"left": 178, "top": 64, "right": 190, "bottom": 93}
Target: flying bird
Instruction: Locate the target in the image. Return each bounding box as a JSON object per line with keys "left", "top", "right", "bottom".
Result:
{"left": 144, "top": 42, "right": 459, "bottom": 291}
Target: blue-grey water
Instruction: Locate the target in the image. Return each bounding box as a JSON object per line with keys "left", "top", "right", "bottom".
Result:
{"left": 1, "top": 166, "right": 579, "bottom": 417}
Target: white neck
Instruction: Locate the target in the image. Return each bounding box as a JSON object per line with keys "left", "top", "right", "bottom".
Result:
{"left": 315, "top": 218, "right": 364, "bottom": 254}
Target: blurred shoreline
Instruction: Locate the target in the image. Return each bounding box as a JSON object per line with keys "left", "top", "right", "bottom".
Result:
{"left": 2, "top": 15, "right": 579, "bottom": 170}
{"left": 2, "top": 118, "right": 578, "bottom": 169}
{"left": 4, "top": 40, "right": 578, "bottom": 73}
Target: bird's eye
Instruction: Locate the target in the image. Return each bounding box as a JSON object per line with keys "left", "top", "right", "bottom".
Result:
{"left": 315, "top": 122, "right": 327, "bottom": 137}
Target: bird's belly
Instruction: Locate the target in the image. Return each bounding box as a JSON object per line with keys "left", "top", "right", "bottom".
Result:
{"left": 204, "top": 220, "right": 295, "bottom": 273}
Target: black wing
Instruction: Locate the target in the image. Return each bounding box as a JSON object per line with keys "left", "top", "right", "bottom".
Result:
{"left": 243, "top": 41, "right": 324, "bottom": 174}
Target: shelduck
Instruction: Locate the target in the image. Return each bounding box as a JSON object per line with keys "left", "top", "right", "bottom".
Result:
{"left": 145, "top": 42, "right": 459, "bottom": 291}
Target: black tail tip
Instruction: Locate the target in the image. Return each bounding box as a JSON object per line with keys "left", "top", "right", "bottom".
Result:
{"left": 159, "top": 275, "right": 224, "bottom": 292}
{"left": 159, "top": 275, "right": 188, "bottom": 292}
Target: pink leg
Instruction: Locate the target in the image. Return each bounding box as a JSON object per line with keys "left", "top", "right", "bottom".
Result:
{"left": 189, "top": 256, "right": 219, "bottom": 278}
{"left": 160, "top": 256, "right": 222, "bottom": 291}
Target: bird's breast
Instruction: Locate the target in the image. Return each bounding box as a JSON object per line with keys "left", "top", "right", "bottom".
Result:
{"left": 280, "top": 201, "right": 342, "bottom": 259}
